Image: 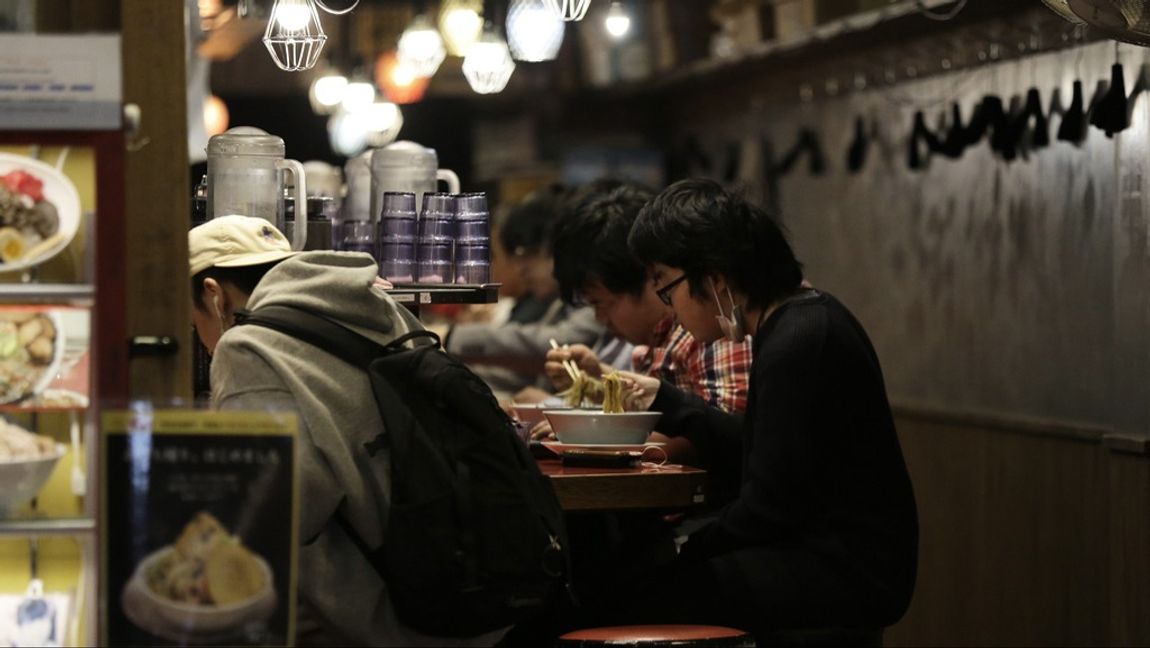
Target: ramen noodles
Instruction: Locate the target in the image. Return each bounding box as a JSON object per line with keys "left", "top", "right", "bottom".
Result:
{"left": 559, "top": 371, "right": 602, "bottom": 408}
{"left": 0, "top": 419, "right": 56, "bottom": 461}
{"left": 145, "top": 512, "right": 267, "bottom": 606}
{"left": 601, "top": 371, "right": 625, "bottom": 413}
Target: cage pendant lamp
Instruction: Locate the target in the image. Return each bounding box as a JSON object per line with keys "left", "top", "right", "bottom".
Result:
{"left": 264, "top": 0, "right": 328, "bottom": 71}
{"left": 543, "top": 0, "right": 591, "bottom": 21}
{"left": 462, "top": 25, "right": 516, "bottom": 94}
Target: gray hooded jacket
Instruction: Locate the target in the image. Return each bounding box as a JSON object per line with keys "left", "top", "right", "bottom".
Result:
{"left": 210, "top": 251, "right": 506, "bottom": 646}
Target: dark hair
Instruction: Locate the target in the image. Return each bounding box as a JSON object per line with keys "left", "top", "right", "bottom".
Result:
{"left": 551, "top": 182, "right": 655, "bottom": 305}
{"left": 627, "top": 178, "right": 803, "bottom": 311}
{"left": 498, "top": 183, "right": 568, "bottom": 256}
{"left": 191, "top": 261, "right": 283, "bottom": 311}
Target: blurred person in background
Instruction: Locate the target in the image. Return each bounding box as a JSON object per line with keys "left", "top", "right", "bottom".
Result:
{"left": 443, "top": 183, "right": 627, "bottom": 402}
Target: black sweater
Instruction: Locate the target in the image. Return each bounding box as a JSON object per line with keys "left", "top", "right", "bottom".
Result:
{"left": 651, "top": 290, "right": 918, "bottom": 629}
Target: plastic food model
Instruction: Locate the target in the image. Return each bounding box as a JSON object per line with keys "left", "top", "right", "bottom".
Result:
{"left": 0, "top": 312, "right": 57, "bottom": 404}
{"left": 0, "top": 170, "right": 60, "bottom": 265}
{"left": 145, "top": 512, "right": 267, "bottom": 606}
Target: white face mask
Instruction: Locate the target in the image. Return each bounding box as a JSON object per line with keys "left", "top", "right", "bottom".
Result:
{"left": 709, "top": 279, "right": 746, "bottom": 342}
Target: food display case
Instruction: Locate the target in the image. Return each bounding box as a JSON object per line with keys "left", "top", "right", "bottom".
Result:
{"left": 0, "top": 130, "right": 128, "bottom": 647}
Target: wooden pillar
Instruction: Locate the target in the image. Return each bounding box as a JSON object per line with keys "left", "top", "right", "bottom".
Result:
{"left": 121, "top": 0, "right": 192, "bottom": 401}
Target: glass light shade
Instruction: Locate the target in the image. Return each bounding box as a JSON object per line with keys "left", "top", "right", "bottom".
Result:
{"left": 543, "top": 0, "right": 592, "bottom": 21}
{"left": 263, "top": 0, "right": 327, "bottom": 71}
{"left": 462, "top": 28, "right": 516, "bottom": 94}
{"left": 203, "top": 95, "right": 230, "bottom": 136}
{"left": 604, "top": 1, "right": 630, "bottom": 38}
{"left": 340, "top": 80, "right": 376, "bottom": 113}
{"left": 439, "top": 0, "right": 484, "bottom": 57}
{"left": 397, "top": 14, "right": 447, "bottom": 78}
{"left": 376, "top": 51, "right": 430, "bottom": 104}
{"left": 328, "top": 103, "right": 403, "bottom": 157}
{"left": 309, "top": 72, "right": 347, "bottom": 114}
{"left": 507, "top": 0, "right": 565, "bottom": 62}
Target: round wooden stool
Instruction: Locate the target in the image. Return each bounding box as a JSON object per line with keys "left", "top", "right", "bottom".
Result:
{"left": 556, "top": 624, "right": 755, "bottom": 647}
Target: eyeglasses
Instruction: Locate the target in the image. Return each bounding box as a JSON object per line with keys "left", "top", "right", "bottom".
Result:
{"left": 654, "top": 274, "right": 688, "bottom": 306}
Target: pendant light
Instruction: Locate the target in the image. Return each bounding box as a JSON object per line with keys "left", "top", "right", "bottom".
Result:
{"left": 506, "top": 0, "right": 565, "bottom": 62}
{"left": 463, "top": 22, "right": 516, "bottom": 94}
{"left": 543, "top": 0, "right": 591, "bottom": 21}
{"left": 439, "top": 0, "right": 484, "bottom": 57}
{"left": 263, "top": 0, "right": 328, "bottom": 71}
{"left": 340, "top": 74, "right": 376, "bottom": 113}
{"left": 376, "top": 51, "right": 430, "bottom": 104}
{"left": 328, "top": 102, "right": 403, "bottom": 156}
{"left": 397, "top": 13, "right": 447, "bottom": 77}
{"left": 308, "top": 67, "right": 348, "bottom": 114}
{"left": 604, "top": 0, "right": 630, "bottom": 39}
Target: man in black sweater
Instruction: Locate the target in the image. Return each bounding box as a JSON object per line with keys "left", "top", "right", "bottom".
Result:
{"left": 587, "top": 178, "right": 919, "bottom": 640}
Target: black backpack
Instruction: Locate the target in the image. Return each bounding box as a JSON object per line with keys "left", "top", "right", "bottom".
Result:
{"left": 235, "top": 305, "right": 569, "bottom": 637}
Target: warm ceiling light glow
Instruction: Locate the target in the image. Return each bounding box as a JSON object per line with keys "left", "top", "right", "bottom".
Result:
{"left": 397, "top": 14, "right": 447, "bottom": 78}
{"left": 328, "top": 103, "right": 404, "bottom": 156}
{"left": 439, "top": 0, "right": 484, "bottom": 57}
{"left": 376, "top": 51, "right": 430, "bottom": 104}
{"left": 543, "top": 0, "right": 592, "bottom": 21}
{"left": 507, "top": 0, "right": 565, "bottom": 62}
{"left": 341, "top": 79, "right": 376, "bottom": 112}
{"left": 309, "top": 72, "right": 348, "bottom": 113}
{"left": 263, "top": 0, "right": 327, "bottom": 71}
{"left": 604, "top": 1, "right": 630, "bottom": 38}
{"left": 462, "top": 26, "right": 516, "bottom": 94}
{"left": 203, "top": 94, "right": 230, "bottom": 136}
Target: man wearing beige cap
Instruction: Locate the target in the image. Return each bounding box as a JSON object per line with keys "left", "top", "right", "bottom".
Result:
{"left": 189, "top": 215, "right": 504, "bottom": 646}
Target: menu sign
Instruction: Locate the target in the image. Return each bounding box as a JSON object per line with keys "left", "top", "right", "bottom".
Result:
{"left": 101, "top": 409, "right": 299, "bottom": 646}
{"left": 0, "top": 35, "right": 122, "bottom": 130}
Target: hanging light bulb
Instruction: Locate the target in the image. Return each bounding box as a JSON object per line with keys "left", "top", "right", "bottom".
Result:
{"left": 203, "top": 95, "right": 230, "bottom": 136}
{"left": 341, "top": 76, "right": 376, "bottom": 113}
{"left": 506, "top": 0, "right": 565, "bottom": 62}
{"left": 543, "top": 0, "right": 591, "bottom": 21}
{"left": 263, "top": 0, "right": 328, "bottom": 71}
{"left": 309, "top": 68, "right": 348, "bottom": 114}
{"left": 439, "top": 0, "right": 484, "bottom": 57}
{"left": 376, "top": 51, "right": 430, "bottom": 104}
{"left": 328, "top": 102, "right": 403, "bottom": 156}
{"left": 397, "top": 14, "right": 447, "bottom": 78}
{"left": 463, "top": 24, "right": 516, "bottom": 94}
{"left": 604, "top": 1, "right": 630, "bottom": 39}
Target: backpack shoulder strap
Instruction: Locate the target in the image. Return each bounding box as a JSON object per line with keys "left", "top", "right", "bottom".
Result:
{"left": 235, "top": 305, "right": 385, "bottom": 370}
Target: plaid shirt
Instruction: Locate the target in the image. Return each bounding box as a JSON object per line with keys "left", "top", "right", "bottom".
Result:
{"left": 632, "top": 316, "right": 752, "bottom": 413}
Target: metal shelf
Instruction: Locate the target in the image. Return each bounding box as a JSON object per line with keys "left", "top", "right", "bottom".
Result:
{"left": 0, "top": 517, "right": 95, "bottom": 536}
{"left": 386, "top": 283, "right": 501, "bottom": 306}
{"left": 0, "top": 284, "right": 95, "bottom": 304}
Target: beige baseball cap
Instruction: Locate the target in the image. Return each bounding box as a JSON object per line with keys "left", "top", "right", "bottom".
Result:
{"left": 189, "top": 215, "right": 300, "bottom": 276}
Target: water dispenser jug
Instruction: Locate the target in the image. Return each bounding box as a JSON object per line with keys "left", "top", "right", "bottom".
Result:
{"left": 369, "top": 141, "right": 460, "bottom": 224}
{"left": 206, "top": 126, "right": 308, "bottom": 250}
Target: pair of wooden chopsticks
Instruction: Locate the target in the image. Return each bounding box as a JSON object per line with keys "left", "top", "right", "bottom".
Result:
{"left": 549, "top": 339, "right": 582, "bottom": 383}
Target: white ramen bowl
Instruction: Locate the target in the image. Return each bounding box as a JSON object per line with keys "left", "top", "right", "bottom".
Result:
{"left": 121, "top": 546, "right": 277, "bottom": 641}
{"left": 542, "top": 410, "right": 662, "bottom": 445}
{"left": 0, "top": 153, "right": 82, "bottom": 273}
{"left": 0, "top": 310, "right": 66, "bottom": 405}
{"left": 0, "top": 443, "right": 66, "bottom": 511}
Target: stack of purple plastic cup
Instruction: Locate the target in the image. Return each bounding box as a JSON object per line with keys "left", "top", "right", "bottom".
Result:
{"left": 454, "top": 192, "right": 490, "bottom": 284}
{"left": 416, "top": 193, "right": 456, "bottom": 283}
{"left": 379, "top": 191, "right": 417, "bottom": 283}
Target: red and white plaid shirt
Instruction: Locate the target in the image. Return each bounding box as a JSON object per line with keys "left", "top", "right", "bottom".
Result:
{"left": 631, "top": 316, "right": 752, "bottom": 414}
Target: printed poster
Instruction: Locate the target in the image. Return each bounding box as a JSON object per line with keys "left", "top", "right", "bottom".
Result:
{"left": 101, "top": 409, "right": 299, "bottom": 646}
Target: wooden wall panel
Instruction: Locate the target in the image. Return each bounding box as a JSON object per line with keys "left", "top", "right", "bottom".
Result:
{"left": 887, "top": 413, "right": 1149, "bottom": 647}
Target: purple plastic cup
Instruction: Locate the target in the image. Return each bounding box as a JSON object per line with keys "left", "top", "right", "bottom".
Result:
{"left": 454, "top": 243, "right": 490, "bottom": 284}
{"left": 381, "top": 191, "right": 417, "bottom": 219}
{"left": 336, "top": 221, "right": 376, "bottom": 254}
{"left": 418, "top": 217, "right": 456, "bottom": 242}
{"left": 380, "top": 259, "right": 415, "bottom": 283}
{"left": 380, "top": 217, "right": 417, "bottom": 242}
{"left": 456, "top": 219, "right": 488, "bottom": 243}
{"left": 416, "top": 242, "right": 453, "bottom": 283}
{"left": 421, "top": 192, "right": 457, "bottom": 220}
{"left": 455, "top": 192, "right": 489, "bottom": 220}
